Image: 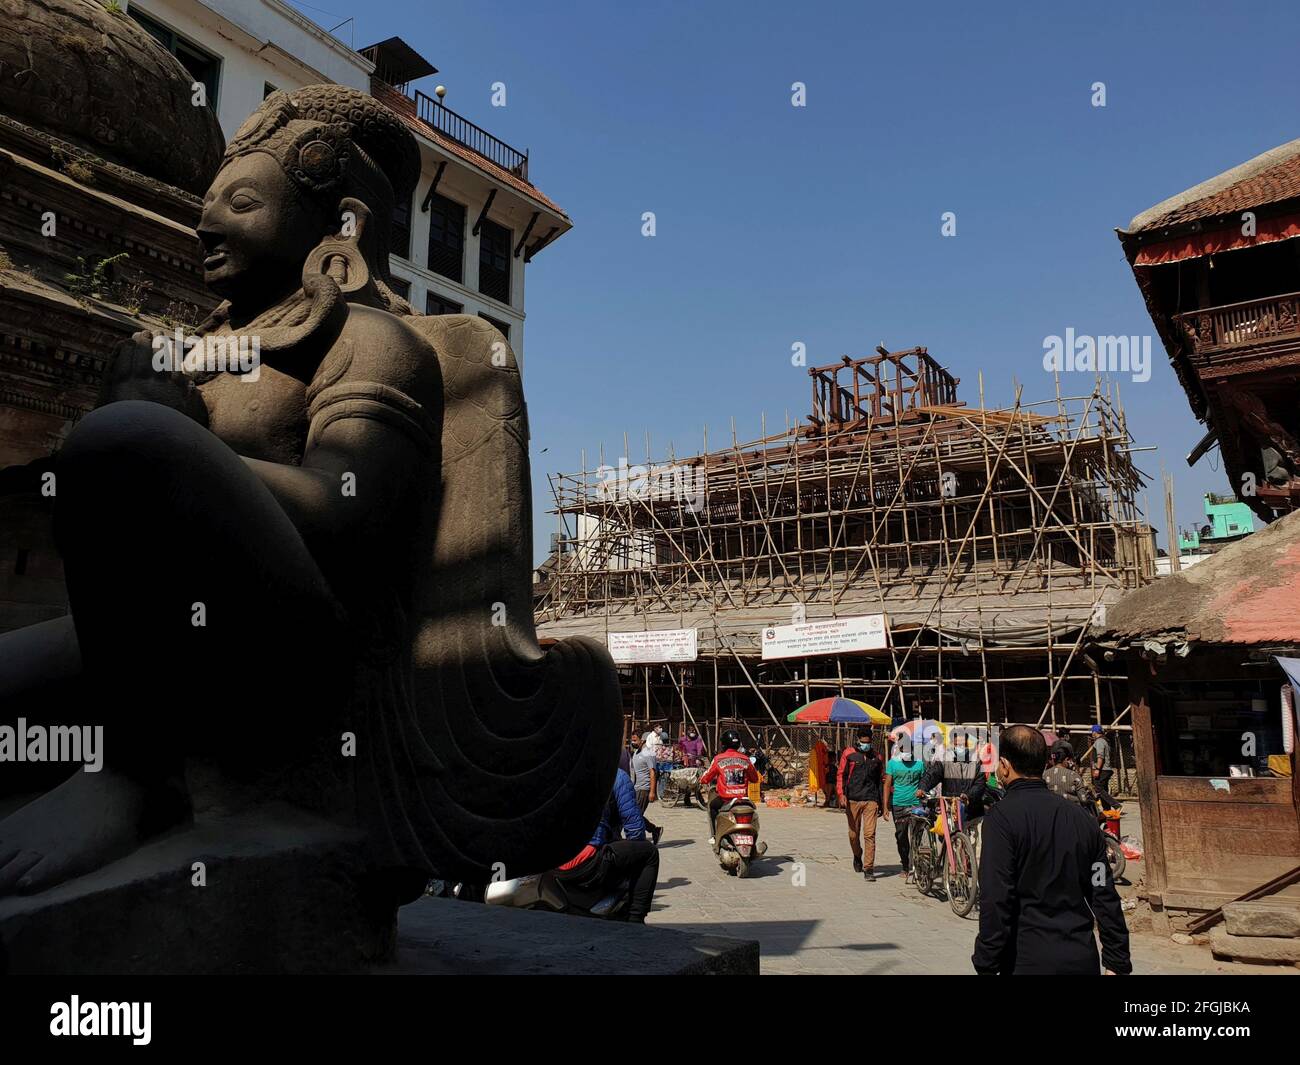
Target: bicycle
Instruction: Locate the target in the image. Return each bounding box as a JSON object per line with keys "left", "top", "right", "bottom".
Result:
{"left": 906, "top": 793, "right": 978, "bottom": 918}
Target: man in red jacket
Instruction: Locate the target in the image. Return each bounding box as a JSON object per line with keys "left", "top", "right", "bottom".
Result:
{"left": 838, "top": 728, "right": 884, "bottom": 880}
{"left": 700, "top": 729, "right": 760, "bottom": 844}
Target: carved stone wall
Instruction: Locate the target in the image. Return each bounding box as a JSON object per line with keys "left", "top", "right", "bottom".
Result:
{"left": 0, "top": 0, "right": 225, "bottom": 630}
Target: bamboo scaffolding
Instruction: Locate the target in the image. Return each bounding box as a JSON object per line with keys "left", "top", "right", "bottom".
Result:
{"left": 535, "top": 348, "right": 1154, "bottom": 768}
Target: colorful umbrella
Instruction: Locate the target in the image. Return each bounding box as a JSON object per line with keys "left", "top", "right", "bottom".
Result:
{"left": 787, "top": 697, "right": 890, "bottom": 725}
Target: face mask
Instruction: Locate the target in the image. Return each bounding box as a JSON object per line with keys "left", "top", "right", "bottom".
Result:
{"left": 858, "top": 742, "right": 871, "bottom": 752}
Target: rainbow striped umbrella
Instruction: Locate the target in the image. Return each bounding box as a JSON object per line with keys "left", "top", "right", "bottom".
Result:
{"left": 787, "top": 697, "right": 890, "bottom": 725}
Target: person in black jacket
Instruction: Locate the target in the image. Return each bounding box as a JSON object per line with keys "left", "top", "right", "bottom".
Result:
{"left": 918, "top": 730, "right": 985, "bottom": 805}
{"left": 971, "top": 724, "right": 1132, "bottom": 975}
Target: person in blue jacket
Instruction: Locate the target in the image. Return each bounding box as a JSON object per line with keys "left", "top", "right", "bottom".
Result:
{"left": 553, "top": 761, "right": 659, "bottom": 922}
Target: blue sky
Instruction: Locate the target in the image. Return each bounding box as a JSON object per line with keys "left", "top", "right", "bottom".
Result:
{"left": 294, "top": 0, "right": 1299, "bottom": 561}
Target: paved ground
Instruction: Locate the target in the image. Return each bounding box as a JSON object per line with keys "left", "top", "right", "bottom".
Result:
{"left": 644, "top": 797, "right": 1292, "bottom": 975}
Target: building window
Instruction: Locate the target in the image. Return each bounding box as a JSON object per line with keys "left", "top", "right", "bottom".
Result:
{"left": 388, "top": 276, "right": 410, "bottom": 300}
{"left": 479, "top": 314, "right": 510, "bottom": 342}
{"left": 427, "top": 193, "right": 465, "bottom": 283}
{"left": 130, "top": 8, "right": 222, "bottom": 110}
{"left": 426, "top": 292, "right": 463, "bottom": 316}
{"left": 478, "top": 219, "right": 511, "bottom": 304}
{"left": 391, "top": 192, "right": 411, "bottom": 260}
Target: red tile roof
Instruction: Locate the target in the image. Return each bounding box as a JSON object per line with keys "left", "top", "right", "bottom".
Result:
{"left": 371, "top": 80, "right": 569, "bottom": 222}
{"left": 1094, "top": 507, "right": 1300, "bottom": 646}
{"left": 1125, "top": 138, "right": 1300, "bottom": 234}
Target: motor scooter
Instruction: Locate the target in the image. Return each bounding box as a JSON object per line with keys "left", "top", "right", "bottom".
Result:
{"left": 1092, "top": 797, "right": 1132, "bottom": 883}
{"left": 711, "top": 795, "right": 767, "bottom": 877}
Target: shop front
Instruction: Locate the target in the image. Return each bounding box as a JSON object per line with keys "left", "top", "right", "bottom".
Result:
{"left": 1092, "top": 510, "right": 1300, "bottom": 922}
{"left": 1123, "top": 649, "right": 1299, "bottom": 917}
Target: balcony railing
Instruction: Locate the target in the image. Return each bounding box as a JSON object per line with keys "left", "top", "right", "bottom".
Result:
{"left": 1176, "top": 291, "right": 1300, "bottom": 357}
{"left": 413, "top": 89, "right": 528, "bottom": 181}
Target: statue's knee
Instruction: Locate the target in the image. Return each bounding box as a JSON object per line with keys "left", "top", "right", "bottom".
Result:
{"left": 62, "top": 402, "right": 193, "bottom": 468}
{"left": 57, "top": 402, "right": 202, "bottom": 523}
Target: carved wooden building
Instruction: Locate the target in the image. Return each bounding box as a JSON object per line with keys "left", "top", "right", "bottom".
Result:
{"left": 1119, "top": 138, "right": 1300, "bottom": 521}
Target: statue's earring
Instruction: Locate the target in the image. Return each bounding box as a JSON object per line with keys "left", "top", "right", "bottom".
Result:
{"left": 303, "top": 197, "right": 380, "bottom": 302}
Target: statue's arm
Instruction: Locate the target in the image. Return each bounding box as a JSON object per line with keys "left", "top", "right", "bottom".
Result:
{"left": 243, "top": 309, "right": 441, "bottom": 552}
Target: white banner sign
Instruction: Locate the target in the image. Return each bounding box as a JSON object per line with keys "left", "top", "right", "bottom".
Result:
{"left": 760, "top": 614, "right": 889, "bottom": 660}
{"left": 608, "top": 628, "right": 698, "bottom": 664}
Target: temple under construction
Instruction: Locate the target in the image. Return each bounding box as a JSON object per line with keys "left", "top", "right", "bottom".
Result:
{"left": 534, "top": 347, "right": 1156, "bottom": 787}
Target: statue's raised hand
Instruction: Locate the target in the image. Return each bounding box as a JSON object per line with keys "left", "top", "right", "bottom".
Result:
{"left": 98, "top": 330, "right": 208, "bottom": 424}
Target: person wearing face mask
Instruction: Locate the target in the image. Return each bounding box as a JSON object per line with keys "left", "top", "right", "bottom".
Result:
{"left": 679, "top": 728, "right": 706, "bottom": 768}
{"left": 837, "top": 728, "right": 884, "bottom": 881}
{"left": 628, "top": 733, "right": 664, "bottom": 845}
{"left": 882, "top": 741, "right": 925, "bottom": 882}
{"left": 917, "top": 729, "right": 984, "bottom": 802}
{"left": 677, "top": 727, "right": 707, "bottom": 808}
{"left": 642, "top": 727, "right": 662, "bottom": 758}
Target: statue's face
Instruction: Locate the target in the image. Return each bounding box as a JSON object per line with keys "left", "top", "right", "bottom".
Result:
{"left": 198, "top": 152, "right": 328, "bottom": 305}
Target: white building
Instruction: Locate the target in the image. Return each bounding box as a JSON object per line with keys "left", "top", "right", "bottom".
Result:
{"left": 123, "top": 0, "right": 572, "bottom": 363}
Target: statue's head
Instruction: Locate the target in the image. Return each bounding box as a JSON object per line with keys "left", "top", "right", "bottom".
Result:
{"left": 198, "top": 85, "right": 419, "bottom": 313}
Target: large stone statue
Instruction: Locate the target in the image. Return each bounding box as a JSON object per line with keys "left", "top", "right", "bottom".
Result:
{"left": 0, "top": 85, "right": 621, "bottom": 950}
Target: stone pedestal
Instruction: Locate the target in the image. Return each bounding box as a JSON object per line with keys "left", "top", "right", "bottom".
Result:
{"left": 378, "top": 895, "right": 760, "bottom": 975}
{"left": 0, "top": 804, "right": 395, "bottom": 974}
{"left": 0, "top": 799, "right": 759, "bottom": 975}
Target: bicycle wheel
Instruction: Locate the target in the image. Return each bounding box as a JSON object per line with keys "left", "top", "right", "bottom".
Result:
{"left": 908, "top": 819, "right": 932, "bottom": 896}
{"left": 1104, "top": 833, "right": 1126, "bottom": 884}
{"left": 945, "top": 833, "right": 978, "bottom": 918}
